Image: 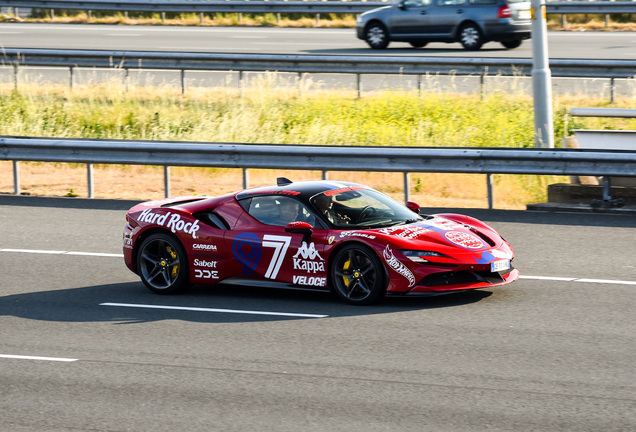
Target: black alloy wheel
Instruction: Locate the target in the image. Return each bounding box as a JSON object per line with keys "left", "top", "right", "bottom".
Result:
{"left": 501, "top": 39, "right": 522, "bottom": 49}
{"left": 459, "top": 24, "right": 484, "bottom": 51}
{"left": 365, "top": 23, "right": 390, "bottom": 50}
{"left": 410, "top": 41, "right": 428, "bottom": 48}
{"left": 331, "top": 244, "right": 387, "bottom": 305}
{"left": 137, "top": 232, "right": 191, "bottom": 294}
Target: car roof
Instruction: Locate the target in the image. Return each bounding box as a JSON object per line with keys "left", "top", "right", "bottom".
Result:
{"left": 235, "top": 180, "right": 368, "bottom": 202}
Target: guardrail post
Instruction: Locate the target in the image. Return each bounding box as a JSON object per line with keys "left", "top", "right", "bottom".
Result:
{"left": 560, "top": 14, "right": 566, "bottom": 27}
{"left": 316, "top": 14, "right": 320, "bottom": 26}
{"left": 200, "top": 13, "right": 204, "bottom": 24}
{"left": 239, "top": 71, "right": 244, "bottom": 98}
{"left": 15, "top": 7, "right": 19, "bottom": 17}
{"left": 297, "top": 72, "right": 302, "bottom": 97}
{"left": 357, "top": 74, "right": 362, "bottom": 99}
{"left": 238, "top": 13, "right": 242, "bottom": 23}
{"left": 124, "top": 11, "right": 128, "bottom": 19}
{"left": 181, "top": 69, "right": 186, "bottom": 95}
{"left": 418, "top": 75, "right": 423, "bottom": 96}
{"left": 276, "top": 13, "right": 281, "bottom": 24}
{"left": 88, "top": 10, "right": 92, "bottom": 20}
{"left": 50, "top": 9, "right": 54, "bottom": 20}
{"left": 605, "top": 14, "right": 609, "bottom": 28}
{"left": 69, "top": 66, "right": 75, "bottom": 90}
{"left": 87, "top": 163, "right": 94, "bottom": 198}
{"left": 164, "top": 166, "right": 171, "bottom": 198}
{"left": 487, "top": 173, "right": 493, "bottom": 209}
{"left": 161, "top": 12, "right": 166, "bottom": 23}
{"left": 480, "top": 74, "right": 485, "bottom": 100}
{"left": 602, "top": 176, "right": 612, "bottom": 201}
{"left": 322, "top": 170, "right": 328, "bottom": 180}
{"left": 403, "top": 172, "right": 410, "bottom": 205}
{"left": 610, "top": 77, "right": 615, "bottom": 104}
{"left": 123, "top": 68, "right": 129, "bottom": 92}
{"left": 242, "top": 168, "right": 249, "bottom": 189}
{"left": 13, "top": 64, "right": 18, "bottom": 91}
{"left": 13, "top": 161, "right": 20, "bottom": 196}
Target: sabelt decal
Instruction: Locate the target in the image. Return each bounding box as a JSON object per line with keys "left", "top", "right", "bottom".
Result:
{"left": 383, "top": 245, "right": 415, "bottom": 287}
{"left": 293, "top": 242, "right": 325, "bottom": 274}
{"left": 193, "top": 244, "right": 217, "bottom": 251}
{"left": 195, "top": 269, "right": 219, "bottom": 279}
{"left": 138, "top": 209, "right": 200, "bottom": 239}
{"left": 293, "top": 275, "right": 327, "bottom": 286}
{"left": 443, "top": 231, "right": 485, "bottom": 250}
{"left": 193, "top": 259, "right": 217, "bottom": 268}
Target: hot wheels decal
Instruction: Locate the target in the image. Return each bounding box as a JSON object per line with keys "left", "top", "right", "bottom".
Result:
{"left": 443, "top": 231, "right": 485, "bottom": 250}
{"left": 383, "top": 245, "right": 415, "bottom": 287}
{"left": 232, "top": 233, "right": 262, "bottom": 276}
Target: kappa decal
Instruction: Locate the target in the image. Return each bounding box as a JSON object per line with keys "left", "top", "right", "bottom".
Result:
{"left": 443, "top": 231, "right": 485, "bottom": 250}
{"left": 383, "top": 245, "right": 416, "bottom": 287}
{"left": 293, "top": 242, "right": 325, "bottom": 274}
{"left": 138, "top": 209, "right": 200, "bottom": 239}
{"left": 232, "top": 233, "right": 262, "bottom": 276}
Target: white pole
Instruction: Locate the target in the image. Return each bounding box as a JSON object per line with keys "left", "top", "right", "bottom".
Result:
{"left": 531, "top": 0, "right": 554, "bottom": 148}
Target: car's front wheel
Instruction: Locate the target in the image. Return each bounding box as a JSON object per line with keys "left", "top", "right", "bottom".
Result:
{"left": 365, "top": 23, "right": 390, "bottom": 50}
{"left": 137, "top": 232, "right": 191, "bottom": 294}
{"left": 501, "top": 39, "right": 522, "bottom": 49}
{"left": 331, "top": 244, "right": 387, "bottom": 305}
{"left": 459, "top": 24, "right": 483, "bottom": 51}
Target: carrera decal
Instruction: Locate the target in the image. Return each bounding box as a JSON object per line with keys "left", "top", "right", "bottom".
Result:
{"left": 293, "top": 242, "right": 325, "bottom": 274}
{"left": 443, "top": 231, "right": 486, "bottom": 250}
{"left": 383, "top": 245, "right": 415, "bottom": 287}
{"left": 193, "top": 244, "right": 217, "bottom": 251}
{"left": 138, "top": 209, "right": 201, "bottom": 239}
{"left": 262, "top": 235, "right": 292, "bottom": 279}
{"left": 232, "top": 233, "right": 262, "bottom": 276}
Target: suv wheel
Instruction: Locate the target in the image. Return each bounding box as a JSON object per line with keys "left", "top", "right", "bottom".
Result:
{"left": 501, "top": 39, "right": 522, "bottom": 49}
{"left": 459, "top": 24, "right": 483, "bottom": 51}
{"left": 365, "top": 23, "right": 389, "bottom": 50}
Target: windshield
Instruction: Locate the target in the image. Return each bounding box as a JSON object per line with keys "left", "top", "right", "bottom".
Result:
{"left": 310, "top": 187, "right": 423, "bottom": 229}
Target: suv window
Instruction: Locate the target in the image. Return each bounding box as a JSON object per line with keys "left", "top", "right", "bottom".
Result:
{"left": 402, "top": 0, "right": 431, "bottom": 7}
{"left": 437, "top": 0, "right": 465, "bottom": 5}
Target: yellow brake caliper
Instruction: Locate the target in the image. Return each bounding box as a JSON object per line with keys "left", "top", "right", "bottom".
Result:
{"left": 168, "top": 246, "right": 178, "bottom": 278}
{"left": 343, "top": 259, "right": 351, "bottom": 287}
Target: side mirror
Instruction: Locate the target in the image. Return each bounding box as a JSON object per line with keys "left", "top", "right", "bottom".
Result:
{"left": 285, "top": 221, "right": 314, "bottom": 242}
{"left": 398, "top": 1, "right": 406, "bottom": 9}
{"left": 406, "top": 200, "right": 421, "bottom": 214}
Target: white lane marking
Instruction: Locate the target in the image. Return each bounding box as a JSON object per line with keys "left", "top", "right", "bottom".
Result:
{"left": 229, "top": 36, "right": 266, "bottom": 39}
{"left": 0, "top": 248, "right": 123, "bottom": 257}
{"left": 519, "top": 275, "right": 636, "bottom": 285}
{"left": 0, "top": 31, "right": 22, "bottom": 34}
{"left": 100, "top": 302, "right": 328, "bottom": 318}
{"left": 518, "top": 275, "right": 576, "bottom": 282}
{"left": 160, "top": 46, "right": 263, "bottom": 51}
{"left": 0, "top": 354, "right": 78, "bottom": 362}
{"left": 575, "top": 278, "right": 636, "bottom": 286}
{"left": 252, "top": 42, "right": 355, "bottom": 46}
{"left": 106, "top": 33, "right": 141, "bottom": 37}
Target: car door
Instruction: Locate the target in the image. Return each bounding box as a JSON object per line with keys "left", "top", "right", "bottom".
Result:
{"left": 389, "top": 0, "right": 433, "bottom": 37}
{"left": 425, "top": 0, "right": 467, "bottom": 36}
{"left": 228, "top": 196, "right": 329, "bottom": 288}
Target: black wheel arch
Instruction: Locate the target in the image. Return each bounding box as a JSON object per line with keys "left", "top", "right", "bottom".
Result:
{"left": 364, "top": 19, "right": 391, "bottom": 39}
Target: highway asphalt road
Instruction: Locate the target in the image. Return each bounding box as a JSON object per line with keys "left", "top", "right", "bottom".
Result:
{"left": 1, "top": 22, "right": 635, "bottom": 59}
{"left": 1, "top": 195, "right": 636, "bottom": 431}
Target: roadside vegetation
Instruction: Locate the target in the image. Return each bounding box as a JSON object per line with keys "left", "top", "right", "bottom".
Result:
{"left": 0, "top": 78, "right": 634, "bottom": 208}
{"left": 1, "top": 10, "right": 636, "bottom": 31}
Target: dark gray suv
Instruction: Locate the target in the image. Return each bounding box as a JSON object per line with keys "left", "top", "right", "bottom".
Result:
{"left": 356, "top": 0, "right": 531, "bottom": 50}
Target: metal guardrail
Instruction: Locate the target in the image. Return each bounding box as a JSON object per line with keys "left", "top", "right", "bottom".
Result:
{"left": 570, "top": 108, "right": 636, "bottom": 118}
{"left": 1, "top": 0, "right": 635, "bottom": 15}
{"left": 2, "top": 136, "right": 636, "bottom": 207}
{"left": 4, "top": 48, "right": 636, "bottom": 79}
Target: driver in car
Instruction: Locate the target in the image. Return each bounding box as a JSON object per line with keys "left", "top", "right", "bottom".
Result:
{"left": 279, "top": 199, "right": 300, "bottom": 225}
{"left": 314, "top": 194, "right": 350, "bottom": 225}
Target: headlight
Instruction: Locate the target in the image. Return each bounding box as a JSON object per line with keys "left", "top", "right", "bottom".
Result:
{"left": 400, "top": 250, "right": 446, "bottom": 263}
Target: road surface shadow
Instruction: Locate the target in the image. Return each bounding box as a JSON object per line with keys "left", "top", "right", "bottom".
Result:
{"left": 0, "top": 281, "right": 492, "bottom": 324}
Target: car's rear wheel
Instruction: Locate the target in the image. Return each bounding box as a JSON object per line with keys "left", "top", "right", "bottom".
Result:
{"left": 459, "top": 24, "right": 483, "bottom": 51}
{"left": 501, "top": 39, "right": 522, "bottom": 49}
{"left": 331, "top": 244, "right": 387, "bottom": 305}
{"left": 365, "top": 23, "right": 390, "bottom": 50}
{"left": 409, "top": 41, "right": 428, "bottom": 48}
{"left": 137, "top": 232, "right": 191, "bottom": 294}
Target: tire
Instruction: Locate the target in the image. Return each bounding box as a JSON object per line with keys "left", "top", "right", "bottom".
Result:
{"left": 459, "top": 24, "right": 483, "bottom": 51}
{"left": 501, "top": 39, "right": 522, "bottom": 49}
{"left": 409, "top": 41, "right": 428, "bottom": 48}
{"left": 330, "top": 244, "right": 387, "bottom": 305}
{"left": 137, "top": 232, "right": 191, "bottom": 294}
{"left": 365, "top": 23, "right": 390, "bottom": 50}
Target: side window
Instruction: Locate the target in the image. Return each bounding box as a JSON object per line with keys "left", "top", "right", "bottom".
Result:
{"left": 247, "top": 196, "right": 316, "bottom": 227}
{"left": 403, "top": 0, "right": 431, "bottom": 7}
{"left": 437, "top": 0, "right": 465, "bottom": 5}
{"left": 469, "top": 0, "right": 495, "bottom": 3}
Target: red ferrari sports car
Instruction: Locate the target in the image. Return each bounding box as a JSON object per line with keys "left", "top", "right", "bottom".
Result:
{"left": 123, "top": 178, "right": 518, "bottom": 304}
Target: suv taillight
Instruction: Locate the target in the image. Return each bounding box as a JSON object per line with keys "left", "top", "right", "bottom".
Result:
{"left": 498, "top": 5, "right": 511, "bottom": 18}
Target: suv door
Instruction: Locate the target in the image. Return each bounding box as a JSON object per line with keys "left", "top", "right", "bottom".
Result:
{"left": 389, "top": 0, "right": 433, "bottom": 37}
{"left": 425, "top": 0, "right": 467, "bottom": 36}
